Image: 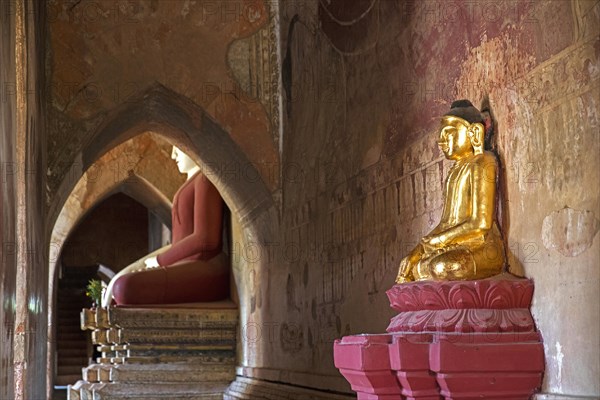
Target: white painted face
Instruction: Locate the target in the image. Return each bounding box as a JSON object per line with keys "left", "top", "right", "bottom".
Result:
{"left": 171, "top": 146, "right": 197, "bottom": 175}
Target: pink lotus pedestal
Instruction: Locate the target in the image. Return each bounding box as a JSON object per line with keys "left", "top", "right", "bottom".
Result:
{"left": 334, "top": 275, "right": 545, "bottom": 399}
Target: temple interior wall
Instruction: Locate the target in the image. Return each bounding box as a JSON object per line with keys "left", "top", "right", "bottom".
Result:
{"left": 246, "top": 0, "right": 598, "bottom": 396}
{"left": 0, "top": 1, "right": 598, "bottom": 399}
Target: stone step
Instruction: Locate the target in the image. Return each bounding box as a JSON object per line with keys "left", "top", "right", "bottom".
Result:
{"left": 123, "top": 344, "right": 237, "bottom": 360}
{"left": 109, "top": 363, "right": 235, "bottom": 383}
{"left": 109, "top": 307, "right": 238, "bottom": 330}
{"left": 58, "top": 326, "right": 85, "bottom": 335}
{"left": 59, "top": 356, "right": 89, "bottom": 366}
{"left": 69, "top": 381, "right": 230, "bottom": 400}
{"left": 58, "top": 336, "right": 87, "bottom": 346}
{"left": 57, "top": 339, "right": 87, "bottom": 349}
{"left": 121, "top": 353, "right": 234, "bottom": 363}
{"left": 119, "top": 328, "right": 236, "bottom": 345}
{"left": 58, "top": 365, "right": 84, "bottom": 376}
{"left": 58, "top": 317, "right": 83, "bottom": 326}
{"left": 56, "top": 374, "right": 83, "bottom": 387}
{"left": 107, "top": 353, "right": 235, "bottom": 365}
{"left": 58, "top": 348, "right": 89, "bottom": 357}
{"left": 59, "top": 332, "right": 88, "bottom": 341}
{"left": 82, "top": 364, "right": 112, "bottom": 383}
{"left": 58, "top": 312, "right": 86, "bottom": 320}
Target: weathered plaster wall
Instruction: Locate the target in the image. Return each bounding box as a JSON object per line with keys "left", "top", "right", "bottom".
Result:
{"left": 229, "top": 0, "right": 599, "bottom": 397}
{"left": 46, "top": 0, "right": 280, "bottom": 205}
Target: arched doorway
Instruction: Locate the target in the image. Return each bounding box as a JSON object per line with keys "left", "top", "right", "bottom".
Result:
{"left": 53, "top": 192, "right": 154, "bottom": 390}
{"left": 47, "top": 86, "right": 278, "bottom": 399}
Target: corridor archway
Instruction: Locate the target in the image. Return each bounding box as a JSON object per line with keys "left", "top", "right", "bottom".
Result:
{"left": 46, "top": 85, "right": 278, "bottom": 399}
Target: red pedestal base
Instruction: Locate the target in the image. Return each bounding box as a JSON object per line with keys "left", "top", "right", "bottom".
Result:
{"left": 334, "top": 277, "right": 545, "bottom": 399}
{"left": 333, "top": 334, "right": 402, "bottom": 399}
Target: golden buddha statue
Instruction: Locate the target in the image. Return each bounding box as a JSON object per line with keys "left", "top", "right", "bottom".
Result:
{"left": 396, "top": 100, "right": 506, "bottom": 283}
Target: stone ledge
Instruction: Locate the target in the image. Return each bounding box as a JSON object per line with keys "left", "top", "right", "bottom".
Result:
{"left": 110, "top": 363, "right": 235, "bottom": 383}
{"left": 82, "top": 382, "right": 229, "bottom": 400}
{"left": 235, "top": 366, "right": 352, "bottom": 394}
{"left": 224, "top": 376, "right": 355, "bottom": 400}
{"left": 110, "top": 307, "right": 238, "bottom": 329}
{"left": 119, "top": 328, "right": 236, "bottom": 345}
{"left": 534, "top": 395, "right": 600, "bottom": 400}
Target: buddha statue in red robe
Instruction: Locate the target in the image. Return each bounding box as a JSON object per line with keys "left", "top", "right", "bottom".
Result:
{"left": 102, "top": 146, "right": 229, "bottom": 307}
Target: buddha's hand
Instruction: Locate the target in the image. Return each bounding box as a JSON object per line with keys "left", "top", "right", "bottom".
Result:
{"left": 421, "top": 234, "right": 447, "bottom": 252}
{"left": 395, "top": 257, "right": 414, "bottom": 284}
{"left": 144, "top": 256, "right": 160, "bottom": 269}
{"left": 395, "top": 243, "right": 425, "bottom": 284}
{"left": 395, "top": 273, "right": 412, "bottom": 284}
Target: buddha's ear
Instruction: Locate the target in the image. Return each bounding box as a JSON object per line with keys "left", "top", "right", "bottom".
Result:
{"left": 468, "top": 122, "right": 484, "bottom": 155}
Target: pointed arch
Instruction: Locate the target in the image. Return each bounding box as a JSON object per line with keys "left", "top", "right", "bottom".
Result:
{"left": 47, "top": 85, "right": 279, "bottom": 393}
{"left": 48, "top": 84, "right": 276, "bottom": 237}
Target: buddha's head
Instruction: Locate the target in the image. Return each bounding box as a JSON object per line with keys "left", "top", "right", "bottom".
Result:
{"left": 171, "top": 146, "right": 197, "bottom": 175}
{"left": 438, "top": 100, "right": 484, "bottom": 161}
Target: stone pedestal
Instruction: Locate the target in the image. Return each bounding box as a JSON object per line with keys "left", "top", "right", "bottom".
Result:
{"left": 334, "top": 334, "right": 402, "bottom": 399}
{"left": 431, "top": 331, "right": 544, "bottom": 399}
{"left": 389, "top": 333, "right": 438, "bottom": 400}
{"left": 334, "top": 275, "right": 545, "bottom": 399}
{"left": 69, "top": 303, "right": 238, "bottom": 400}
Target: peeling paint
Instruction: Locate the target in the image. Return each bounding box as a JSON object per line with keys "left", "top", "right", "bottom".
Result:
{"left": 555, "top": 341, "right": 564, "bottom": 392}
{"left": 542, "top": 207, "right": 600, "bottom": 257}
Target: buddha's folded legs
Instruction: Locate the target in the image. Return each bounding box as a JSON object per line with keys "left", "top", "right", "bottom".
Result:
{"left": 112, "top": 253, "right": 230, "bottom": 305}
{"left": 102, "top": 246, "right": 168, "bottom": 308}
{"left": 414, "top": 241, "right": 505, "bottom": 281}
{"left": 415, "top": 247, "right": 475, "bottom": 281}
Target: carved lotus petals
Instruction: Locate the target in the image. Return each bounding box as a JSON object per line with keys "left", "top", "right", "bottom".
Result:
{"left": 386, "top": 277, "right": 534, "bottom": 312}
{"left": 386, "top": 277, "right": 536, "bottom": 334}
{"left": 449, "top": 283, "right": 480, "bottom": 308}
{"left": 387, "top": 308, "right": 535, "bottom": 334}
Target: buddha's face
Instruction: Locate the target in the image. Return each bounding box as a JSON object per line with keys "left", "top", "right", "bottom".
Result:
{"left": 171, "top": 146, "right": 197, "bottom": 174}
{"left": 438, "top": 117, "right": 474, "bottom": 161}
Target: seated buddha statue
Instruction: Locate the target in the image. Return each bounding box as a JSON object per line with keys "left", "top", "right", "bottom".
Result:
{"left": 101, "top": 146, "right": 229, "bottom": 307}
{"left": 396, "top": 100, "right": 506, "bottom": 284}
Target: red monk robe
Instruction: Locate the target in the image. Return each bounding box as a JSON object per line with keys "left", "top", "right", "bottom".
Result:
{"left": 112, "top": 173, "right": 229, "bottom": 305}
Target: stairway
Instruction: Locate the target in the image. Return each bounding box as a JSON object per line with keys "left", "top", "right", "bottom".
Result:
{"left": 55, "top": 266, "right": 98, "bottom": 389}
{"left": 69, "top": 303, "right": 238, "bottom": 400}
